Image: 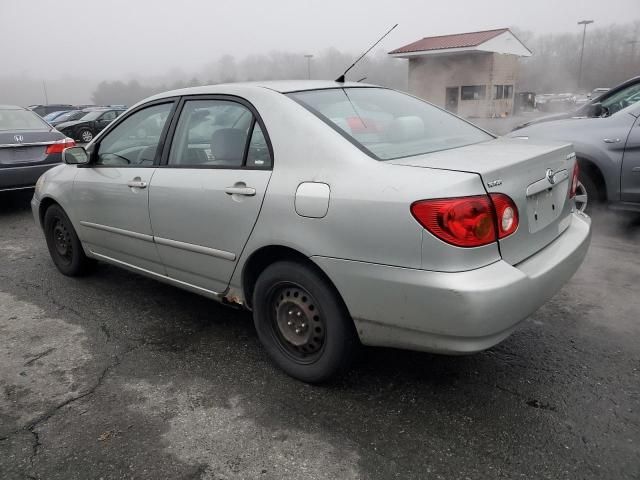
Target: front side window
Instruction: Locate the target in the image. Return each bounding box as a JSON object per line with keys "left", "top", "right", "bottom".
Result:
{"left": 288, "top": 88, "right": 492, "bottom": 160}
{"left": 169, "top": 100, "right": 257, "bottom": 167}
{"left": 96, "top": 103, "right": 173, "bottom": 166}
{"left": 461, "top": 85, "right": 487, "bottom": 100}
{"left": 100, "top": 111, "right": 117, "bottom": 122}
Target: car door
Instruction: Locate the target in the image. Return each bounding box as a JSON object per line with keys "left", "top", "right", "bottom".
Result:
{"left": 73, "top": 100, "right": 176, "bottom": 274}
{"left": 621, "top": 114, "right": 640, "bottom": 203}
{"left": 148, "top": 97, "right": 273, "bottom": 294}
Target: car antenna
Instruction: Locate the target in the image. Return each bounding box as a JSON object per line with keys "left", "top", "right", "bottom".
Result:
{"left": 335, "top": 24, "right": 398, "bottom": 83}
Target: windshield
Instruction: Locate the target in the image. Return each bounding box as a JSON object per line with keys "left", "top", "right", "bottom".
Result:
{"left": 56, "top": 110, "right": 86, "bottom": 122}
{"left": 80, "top": 111, "right": 105, "bottom": 121}
{"left": 600, "top": 82, "right": 640, "bottom": 115}
{"left": 288, "top": 88, "right": 492, "bottom": 160}
{"left": 43, "top": 111, "right": 68, "bottom": 121}
{"left": 0, "top": 108, "right": 50, "bottom": 131}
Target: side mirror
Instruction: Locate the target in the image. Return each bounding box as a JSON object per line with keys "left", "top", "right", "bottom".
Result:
{"left": 63, "top": 146, "right": 89, "bottom": 165}
{"left": 585, "top": 102, "right": 605, "bottom": 118}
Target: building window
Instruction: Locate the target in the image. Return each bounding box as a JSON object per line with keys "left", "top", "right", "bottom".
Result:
{"left": 461, "top": 85, "right": 486, "bottom": 100}
{"left": 494, "top": 85, "right": 514, "bottom": 99}
{"left": 504, "top": 85, "right": 513, "bottom": 99}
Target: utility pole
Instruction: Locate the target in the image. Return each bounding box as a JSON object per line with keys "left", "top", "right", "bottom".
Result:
{"left": 629, "top": 40, "right": 640, "bottom": 77}
{"left": 304, "top": 54, "right": 313, "bottom": 79}
{"left": 577, "top": 20, "right": 594, "bottom": 91}
{"left": 42, "top": 80, "right": 49, "bottom": 104}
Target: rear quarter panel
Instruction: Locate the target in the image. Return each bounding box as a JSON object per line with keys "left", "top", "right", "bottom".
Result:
{"left": 226, "top": 88, "right": 500, "bottom": 294}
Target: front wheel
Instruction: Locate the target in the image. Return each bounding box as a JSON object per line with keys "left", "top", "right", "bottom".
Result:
{"left": 43, "top": 204, "right": 94, "bottom": 276}
{"left": 78, "top": 128, "right": 93, "bottom": 143}
{"left": 252, "top": 261, "right": 359, "bottom": 383}
{"left": 576, "top": 172, "right": 599, "bottom": 214}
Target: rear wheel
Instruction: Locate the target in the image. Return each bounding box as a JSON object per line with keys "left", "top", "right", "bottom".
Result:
{"left": 78, "top": 128, "right": 93, "bottom": 143}
{"left": 43, "top": 204, "right": 94, "bottom": 276}
{"left": 252, "top": 261, "right": 358, "bottom": 383}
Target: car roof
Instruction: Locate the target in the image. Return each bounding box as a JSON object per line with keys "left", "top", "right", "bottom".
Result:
{"left": 146, "top": 80, "right": 378, "bottom": 100}
{"left": 0, "top": 104, "right": 26, "bottom": 110}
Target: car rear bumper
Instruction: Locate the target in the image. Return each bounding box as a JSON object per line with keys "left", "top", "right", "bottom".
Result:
{"left": 312, "top": 211, "right": 591, "bottom": 354}
{"left": 0, "top": 162, "right": 61, "bottom": 192}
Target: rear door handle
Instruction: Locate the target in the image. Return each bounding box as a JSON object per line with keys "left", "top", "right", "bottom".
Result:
{"left": 603, "top": 138, "right": 620, "bottom": 143}
{"left": 127, "top": 180, "right": 148, "bottom": 189}
{"left": 225, "top": 186, "right": 256, "bottom": 196}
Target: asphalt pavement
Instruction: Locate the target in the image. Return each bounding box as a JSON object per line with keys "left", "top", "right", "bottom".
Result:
{"left": 1, "top": 190, "right": 639, "bottom": 480}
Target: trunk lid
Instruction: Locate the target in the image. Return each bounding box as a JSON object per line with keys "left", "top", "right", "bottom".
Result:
{"left": 0, "top": 129, "right": 64, "bottom": 167}
{"left": 389, "top": 137, "right": 576, "bottom": 265}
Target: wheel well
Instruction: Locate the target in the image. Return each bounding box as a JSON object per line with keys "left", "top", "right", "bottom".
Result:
{"left": 242, "top": 246, "right": 341, "bottom": 311}
{"left": 577, "top": 157, "right": 607, "bottom": 202}
{"left": 38, "top": 197, "right": 58, "bottom": 227}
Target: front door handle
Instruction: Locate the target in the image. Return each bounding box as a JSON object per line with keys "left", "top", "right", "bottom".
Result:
{"left": 225, "top": 186, "right": 256, "bottom": 196}
{"left": 127, "top": 179, "right": 148, "bottom": 189}
{"left": 603, "top": 138, "right": 620, "bottom": 143}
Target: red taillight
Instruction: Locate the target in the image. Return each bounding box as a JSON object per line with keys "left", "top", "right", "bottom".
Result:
{"left": 410, "top": 194, "right": 519, "bottom": 248}
{"left": 569, "top": 161, "right": 579, "bottom": 198}
{"left": 45, "top": 138, "right": 75, "bottom": 155}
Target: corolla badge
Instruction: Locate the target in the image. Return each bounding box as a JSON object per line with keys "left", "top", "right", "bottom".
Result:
{"left": 14, "top": 134, "right": 24, "bottom": 143}
{"left": 546, "top": 168, "right": 556, "bottom": 185}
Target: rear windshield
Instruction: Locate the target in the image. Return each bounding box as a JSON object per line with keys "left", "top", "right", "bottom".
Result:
{"left": 0, "top": 108, "right": 50, "bottom": 131}
{"left": 288, "top": 88, "right": 492, "bottom": 160}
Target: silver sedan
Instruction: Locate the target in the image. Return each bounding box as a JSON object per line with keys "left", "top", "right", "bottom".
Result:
{"left": 32, "top": 81, "right": 592, "bottom": 382}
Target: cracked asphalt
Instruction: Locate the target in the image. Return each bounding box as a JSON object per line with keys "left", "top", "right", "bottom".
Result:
{"left": 1, "top": 189, "right": 639, "bottom": 480}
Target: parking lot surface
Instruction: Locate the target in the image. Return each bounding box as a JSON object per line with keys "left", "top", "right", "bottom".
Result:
{"left": 0, "top": 190, "right": 638, "bottom": 480}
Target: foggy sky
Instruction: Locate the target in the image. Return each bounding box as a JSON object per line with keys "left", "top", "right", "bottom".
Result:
{"left": 2, "top": 0, "right": 638, "bottom": 81}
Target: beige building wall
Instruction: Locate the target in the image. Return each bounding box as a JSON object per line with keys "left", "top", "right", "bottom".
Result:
{"left": 408, "top": 52, "right": 519, "bottom": 118}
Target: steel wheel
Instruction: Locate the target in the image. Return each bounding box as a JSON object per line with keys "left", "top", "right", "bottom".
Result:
{"left": 268, "top": 282, "right": 326, "bottom": 363}
{"left": 51, "top": 216, "right": 73, "bottom": 264}
{"left": 44, "top": 204, "right": 95, "bottom": 276}
{"left": 574, "top": 181, "right": 588, "bottom": 213}
{"left": 80, "top": 129, "right": 93, "bottom": 143}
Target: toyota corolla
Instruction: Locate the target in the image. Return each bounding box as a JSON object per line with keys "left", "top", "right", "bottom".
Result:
{"left": 31, "top": 81, "right": 591, "bottom": 382}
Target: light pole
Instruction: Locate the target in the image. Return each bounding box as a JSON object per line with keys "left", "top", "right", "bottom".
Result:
{"left": 628, "top": 40, "right": 640, "bottom": 79}
{"left": 577, "top": 20, "right": 594, "bottom": 91}
{"left": 304, "top": 54, "right": 313, "bottom": 79}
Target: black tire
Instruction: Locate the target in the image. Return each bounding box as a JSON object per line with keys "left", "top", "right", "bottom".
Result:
{"left": 78, "top": 128, "right": 93, "bottom": 143}
{"left": 43, "top": 204, "right": 94, "bottom": 276}
{"left": 252, "top": 261, "right": 359, "bottom": 383}
{"left": 577, "top": 171, "right": 600, "bottom": 214}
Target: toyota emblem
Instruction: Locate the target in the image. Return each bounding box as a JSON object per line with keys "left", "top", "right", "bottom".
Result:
{"left": 14, "top": 134, "right": 24, "bottom": 143}
{"left": 545, "top": 168, "right": 556, "bottom": 185}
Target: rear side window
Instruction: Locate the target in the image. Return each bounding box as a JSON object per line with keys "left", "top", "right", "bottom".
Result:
{"left": 288, "top": 88, "right": 492, "bottom": 160}
{"left": 168, "top": 99, "right": 271, "bottom": 168}
{"left": 0, "top": 109, "right": 49, "bottom": 131}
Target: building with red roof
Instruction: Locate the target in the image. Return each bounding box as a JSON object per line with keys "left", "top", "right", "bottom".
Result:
{"left": 389, "top": 28, "right": 532, "bottom": 118}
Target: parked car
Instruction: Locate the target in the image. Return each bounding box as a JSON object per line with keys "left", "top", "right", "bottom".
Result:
{"left": 55, "top": 107, "right": 126, "bottom": 143}
{"left": 0, "top": 105, "right": 74, "bottom": 192}
{"left": 511, "top": 78, "right": 640, "bottom": 213}
{"left": 28, "top": 104, "right": 75, "bottom": 117}
{"left": 42, "top": 110, "right": 72, "bottom": 123}
{"left": 48, "top": 109, "right": 88, "bottom": 127}
{"left": 519, "top": 77, "right": 639, "bottom": 129}
{"left": 32, "top": 81, "right": 591, "bottom": 382}
{"left": 574, "top": 87, "right": 610, "bottom": 107}
{"left": 535, "top": 93, "right": 575, "bottom": 112}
